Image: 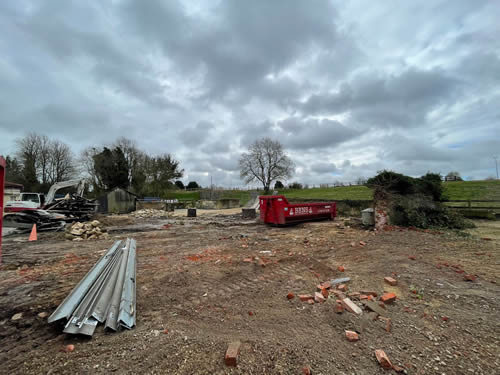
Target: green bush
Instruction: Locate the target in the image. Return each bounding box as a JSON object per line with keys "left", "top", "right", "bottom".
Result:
{"left": 390, "top": 195, "right": 475, "bottom": 229}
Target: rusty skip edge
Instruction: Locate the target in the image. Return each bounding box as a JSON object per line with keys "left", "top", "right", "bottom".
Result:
{"left": 48, "top": 238, "right": 137, "bottom": 336}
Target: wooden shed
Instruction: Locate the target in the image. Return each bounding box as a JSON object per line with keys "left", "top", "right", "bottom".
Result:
{"left": 97, "top": 188, "right": 138, "bottom": 214}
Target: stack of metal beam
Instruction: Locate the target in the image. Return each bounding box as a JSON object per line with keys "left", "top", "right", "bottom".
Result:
{"left": 48, "top": 239, "right": 137, "bottom": 336}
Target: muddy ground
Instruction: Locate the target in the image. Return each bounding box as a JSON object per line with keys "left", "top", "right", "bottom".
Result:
{"left": 0, "top": 212, "right": 498, "bottom": 374}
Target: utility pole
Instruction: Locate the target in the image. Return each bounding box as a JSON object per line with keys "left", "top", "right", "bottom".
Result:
{"left": 494, "top": 156, "right": 499, "bottom": 179}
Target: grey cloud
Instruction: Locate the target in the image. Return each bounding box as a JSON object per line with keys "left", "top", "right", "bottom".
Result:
{"left": 300, "top": 68, "right": 461, "bottom": 128}
{"left": 179, "top": 121, "right": 215, "bottom": 147}
{"left": 310, "top": 162, "right": 339, "bottom": 174}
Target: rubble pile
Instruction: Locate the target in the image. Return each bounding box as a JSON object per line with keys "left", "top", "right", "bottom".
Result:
{"left": 131, "top": 209, "right": 169, "bottom": 219}
{"left": 66, "top": 220, "right": 109, "bottom": 241}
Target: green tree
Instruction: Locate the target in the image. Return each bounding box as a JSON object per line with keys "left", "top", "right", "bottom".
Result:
{"left": 93, "top": 147, "right": 129, "bottom": 191}
{"left": 186, "top": 181, "right": 199, "bottom": 189}
{"left": 274, "top": 180, "right": 284, "bottom": 189}
{"left": 175, "top": 180, "right": 185, "bottom": 190}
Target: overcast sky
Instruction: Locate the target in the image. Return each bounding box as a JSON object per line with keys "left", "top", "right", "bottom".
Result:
{"left": 1, "top": 0, "right": 499, "bottom": 186}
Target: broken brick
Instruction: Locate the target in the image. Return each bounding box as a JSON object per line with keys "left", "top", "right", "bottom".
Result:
{"left": 243, "top": 258, "right": 253, "bottom": 263}
{"left": 248, "top": 311, "right": 254, "bottom": 316}
{"left": 379, "top": 302, "right": 386, "bottom": 309}
{"left": 337, "top": 284, "right": 347, "bottom": 292}
{"left": 348, "top": 292, "right": 360, "bottom": 299}
{"left": 359, "top": 241, "right": 367, "bottom": 246}
{"left": 298, "top": 294, "right": 314, "bottom": 302}
{"left": 380, "top": 293, "right": 397, "bottom": 304}
{"left": 302, "top": 366, "right": 311, "bottom": 375}
{"left": 335, "top": 303, "right": 344, "bottom": 313}
{"left": 321, "top": 288, "right": 329, "bottom": 298}
{"left": 360, "top": 290, "right": 378, "bottom": 297}
{"left": 375, "top": 349, "right": 392, "bottom": 370}
{"left": 225, "top": 341, "right": 241, "bottom": 367}
{"left": 379, "top": 317, "right": 391, "bottom": 332}
{"left": 287, "top": 292, "right": 295, "bottom": 300}
{"left": 408, "top": 255, "right": 416, "bottom": 260}
{"left": 314, "top": 292, "right": 326, "bottom": 303}
{"left": 64, "top": 344, "right": 75, "bottom": 353}
{"left": 359, "top": 294, "right": 369, "bottom": 300}
{"left": 341, "top": 298, "right": 363, "bottom": 315}
{"left": 307, "top": 299, "right": 315, "bottom": 305}
{"left": 384, "top": 277, "right": 397, "bottom": 286}
{"left": 464, "top": 274, "right": 476, "bottom": 282}
{"left": 332, "top": 290, "right": 346, "bottom": 299}
{"left": 345, "top": 330, "right": 359, "bottom": 342}
{"left": 337, "top": 265, "right": 345, "bottom": 272}
{"left": 441, "top": 316, "right": 449, "bottom": 322}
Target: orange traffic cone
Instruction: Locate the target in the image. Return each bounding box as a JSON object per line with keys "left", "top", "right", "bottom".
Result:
{"left": 29, "top": 224, "right": 37, "bottom": 241}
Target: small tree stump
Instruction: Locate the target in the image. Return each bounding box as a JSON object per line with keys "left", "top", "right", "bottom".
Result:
{"left": 187, "top": 208, "right": 197, "bottom": 217}
{"left": 242, "top": 208, "right": 256, "bottom": 219}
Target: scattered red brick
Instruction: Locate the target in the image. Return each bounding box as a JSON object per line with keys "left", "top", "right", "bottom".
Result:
{"left": 332, "top": 290, "right": 346, "bottom": 299}
{"left": 455, "top": 269, "right": 465, "bottom": 274}
{"left": 350, "top": 242, "right": 356, "bottom": 247}
{"left": 345, "top": 330, "right": 359, "bottom": 342}
{"left": 375, "top": 349, "right": 393, "bottom": 370}
{"left": 379, "top": 317, "right": 391, "bottom": 332}
{"left": 360, "top": 290, "right": 378, "bottom": 297}
{"left": 225, "top": 341, "right": 241, "bottom": 367}
{"left": 384, "top": 277, "right": 397, "bottom": 286}
{"left": 408, "top": 255, "right": 416, "bottom": 260}
{"left": 64, "top": 344, "right": 75, "bottom": 353}
{"left": 359, "top": 241, "right": 367, "bottom": 246}
{"left": 163, "top": 329, "right": 169, "bottom": 334}
{"left": 314, "top": 292, "right": 326, "bottom": 303}
{"left": 337, "top": 265, "right": 345, "bottom": 272}
{"left": 380, "top": 293, "right": 397, "bottom": 304}
{"left": 243, "top": 258, "right": 253, "bottom": 263}
{"left": 337, "top": 284, "right": 347, "bottom": 292}
{"left": 379, "top": 302, "right": 386, "bottom": 309}
{"left": 441, "top": 316, "right": 449, "bottom": 322}
{"left": 348, "top": 292, "right": 360, "bottom": 299}
{"left": 335, "top": 303, "right": 344, "bottom": 314}
{"left": 299, "top": 294, "right": 314, "bottom": 302}
{"left": 367, "top": 295, "right": 374, "bottom": 301}
{"left": 360, "top": 294, "right": 368, "bottom": 300}
{"left": 287, "top": 292, "right": 295, "bottom": 300}
{"left": 321, "top": 288, "right": 329, "bottom": 298}
{"left": 302, "top": 366, "right": 312, "bottom": 375}
{"left": 464, "top": 274, "right": 476, "bottom": 281}
{"left": 248, "top": 311, "right": 254, "bottom": 316}
{"left": 321, "top": 281, "right": 332, "bottom": 289}
{"left": 307, "top": 299, "right": 315, "bottom": 305}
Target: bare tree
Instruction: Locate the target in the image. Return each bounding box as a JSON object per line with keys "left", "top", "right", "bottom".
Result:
{"left": 239, "top": 138, "right": 294, "bottom": 192}
{"left": 47, "top": 140, "right": 75, "bottom": 183}
{"left": 113, "top": 137, "right": 143, "bottom": 186}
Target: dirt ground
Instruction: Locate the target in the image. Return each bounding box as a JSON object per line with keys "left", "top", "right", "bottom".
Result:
{"left": 0, "top": 212, "right": 499, "bottom": 375}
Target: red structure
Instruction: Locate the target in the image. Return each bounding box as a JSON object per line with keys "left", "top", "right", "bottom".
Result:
{"left": 259, "top": 195, "right": 336, "bottom": 225}
{"left": 0, "top": 156, "right": 5, "bottom": 263}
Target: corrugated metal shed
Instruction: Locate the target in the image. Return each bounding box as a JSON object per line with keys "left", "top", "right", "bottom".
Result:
{"left": 97, "top": 188, "right": 138, "bottom": 214}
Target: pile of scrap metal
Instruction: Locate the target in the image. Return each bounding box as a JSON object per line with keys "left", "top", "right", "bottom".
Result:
{"left": 48, "top": 239, "right": 136, "bottom": 336}
{"left": 3, "top": 179, "right": 98, "bottom": 233}
{"left": 2, "top": 210, "right": 66, "bottom": 232}
{"left": 43, "top": 179, "right": 98, "bottom": 221}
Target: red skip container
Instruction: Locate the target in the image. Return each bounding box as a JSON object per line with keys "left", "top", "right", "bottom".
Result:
{"left": 259, "top": 195, "right": 336, "bottom": 225}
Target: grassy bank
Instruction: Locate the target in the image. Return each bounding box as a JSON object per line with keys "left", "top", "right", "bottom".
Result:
{"left": 163, "top": 180, "right": 499, "bottom": 204}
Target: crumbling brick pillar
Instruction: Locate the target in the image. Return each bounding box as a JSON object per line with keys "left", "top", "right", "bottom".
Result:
{"left": 374, "top": 199, "right": 390, "bottom": 230}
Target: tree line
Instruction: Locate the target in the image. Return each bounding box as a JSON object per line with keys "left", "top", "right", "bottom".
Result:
{"left": 5, "top": 133, "right": 187, "bottom": 197}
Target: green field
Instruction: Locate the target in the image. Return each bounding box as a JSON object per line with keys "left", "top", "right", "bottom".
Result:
{"left": 164, "top": 180, "right": 500, "bottom": 204}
